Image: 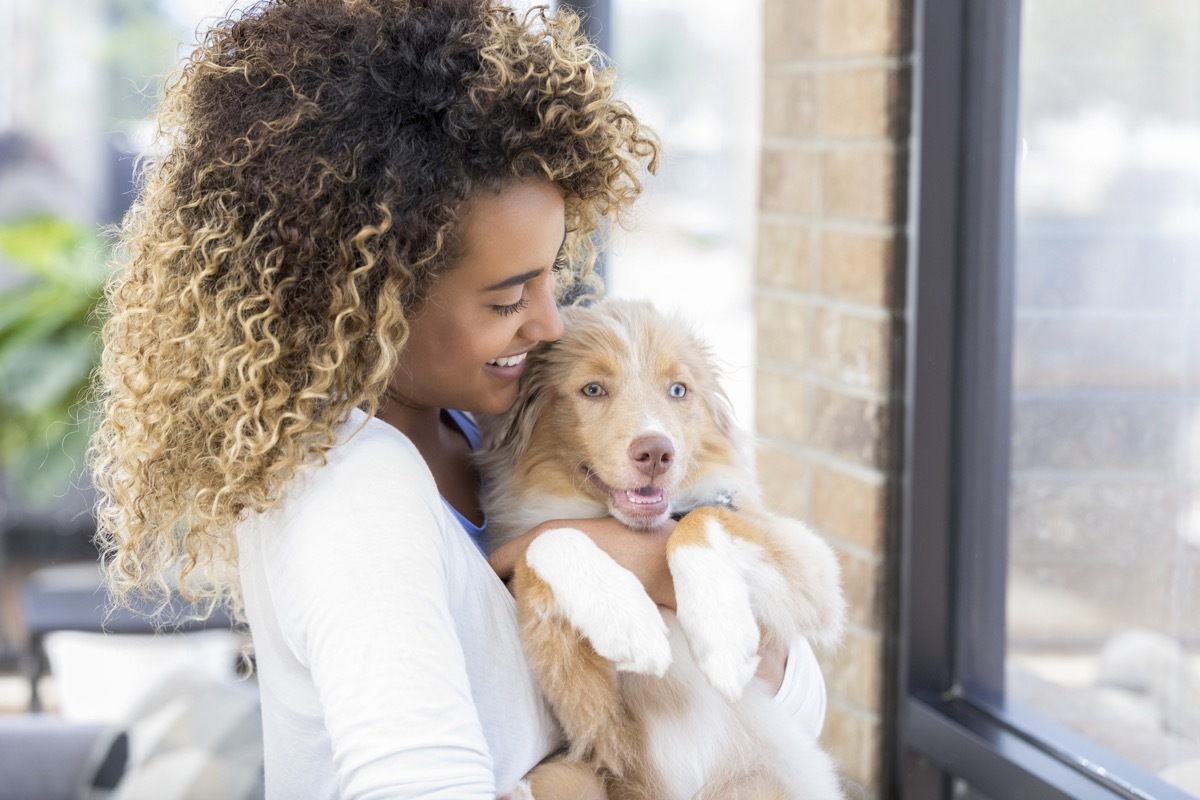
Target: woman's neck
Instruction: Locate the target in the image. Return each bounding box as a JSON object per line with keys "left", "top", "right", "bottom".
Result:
{"left": 377, "top": 400, "right": 481, "bottom": 525}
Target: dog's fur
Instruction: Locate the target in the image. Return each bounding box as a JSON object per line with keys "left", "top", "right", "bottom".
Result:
{"left": 478, "top": 300, "right": 846, "bottom": 800}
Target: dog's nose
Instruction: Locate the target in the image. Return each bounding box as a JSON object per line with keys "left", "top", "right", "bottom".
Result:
{"left": 630, "top": 434, "right": 674, "bottom": 478}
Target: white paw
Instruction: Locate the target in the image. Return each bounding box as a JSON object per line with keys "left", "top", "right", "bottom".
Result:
{"left": 499, "top": 778, "right": 534, "bottom": 800}
{"left": 526, "top": 527, "right": 672, "bottom": 676}
{"left": 670, "top": 519, "right": 762, "bottom": 701}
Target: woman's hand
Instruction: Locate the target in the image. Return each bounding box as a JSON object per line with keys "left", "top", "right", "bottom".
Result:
{"left": 488, "top": 517, "right": 677, "bottom": 609}
{"left": 754, "top": 640, "right": 789, "bottom": 694}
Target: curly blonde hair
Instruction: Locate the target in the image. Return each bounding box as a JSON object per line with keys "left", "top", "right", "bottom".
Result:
{"left": 91, "top": 0, "right": 658, "bottom": 617}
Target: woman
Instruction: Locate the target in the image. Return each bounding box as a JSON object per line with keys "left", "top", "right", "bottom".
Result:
{"left": 91, "top": 1, "right": 827, "bottom": 797}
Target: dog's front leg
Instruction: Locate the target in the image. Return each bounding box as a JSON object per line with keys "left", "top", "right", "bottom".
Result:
{"left": 668, "top": 506, "right": 846, "bottom": 699}
{"left": 666, "top": 509, "right": 763, "bottom": 701}
{"left": 514, "top": 527, "right": 671, "bottom": 778}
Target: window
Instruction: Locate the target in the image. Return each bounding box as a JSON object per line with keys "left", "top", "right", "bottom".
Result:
{"left": 898, "top": 1, "right": 1199, "bottom": 797}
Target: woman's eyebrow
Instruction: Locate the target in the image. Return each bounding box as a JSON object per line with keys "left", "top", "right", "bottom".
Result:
{"left": 483, "top": 268, "right": 544, "bottom": 292}
{"left": 482, "top": 228, "right": 567, "bottom": 291}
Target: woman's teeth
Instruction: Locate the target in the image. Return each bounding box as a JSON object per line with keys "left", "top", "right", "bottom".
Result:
{"left": 487, "top": 351, "right": 527, "bottom": 368}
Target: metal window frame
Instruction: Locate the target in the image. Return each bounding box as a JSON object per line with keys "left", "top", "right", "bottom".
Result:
{"left": 895, "top": 1, "right": 1196, "bottom": 798}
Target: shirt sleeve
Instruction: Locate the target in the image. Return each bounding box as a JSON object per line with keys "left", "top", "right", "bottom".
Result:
{"left": 771, "top": 636, "right": 829, "bottom": 739}
{"left": 270, "top": 432, "right": 496, "bottom": 800}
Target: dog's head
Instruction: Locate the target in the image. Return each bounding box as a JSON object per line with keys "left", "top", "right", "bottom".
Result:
{"left": 479, "top": 299, "right": 744, "bottom": 530}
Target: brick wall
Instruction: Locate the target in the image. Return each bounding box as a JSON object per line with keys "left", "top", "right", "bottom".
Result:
{"left": 756, "top": 0, "right": 913, "bottom": 795}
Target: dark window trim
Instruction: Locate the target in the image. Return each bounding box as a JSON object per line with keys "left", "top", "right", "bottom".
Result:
{"left": 895, "top": 1, "right": 1196, "bottom": 798}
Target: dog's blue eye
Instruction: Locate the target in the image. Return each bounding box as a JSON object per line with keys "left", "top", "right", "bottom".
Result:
{"left": 582, "top": 383, "right": 606, "bottom": 397}
{"left": 669, "top": 382, "right": 687, "bottom": 398}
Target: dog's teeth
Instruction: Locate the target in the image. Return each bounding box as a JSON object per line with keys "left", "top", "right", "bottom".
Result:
{"left": 626, "top": 489, "right": 663, "bottom": 505}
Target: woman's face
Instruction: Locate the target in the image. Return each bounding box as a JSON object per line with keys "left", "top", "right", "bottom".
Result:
{"left": 390, "top": 178, "right": 567, "bottom": 417}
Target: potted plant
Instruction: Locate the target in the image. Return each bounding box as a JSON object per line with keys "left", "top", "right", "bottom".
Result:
{"left": 0, "top": 216, "right": 107, "bottom": 505}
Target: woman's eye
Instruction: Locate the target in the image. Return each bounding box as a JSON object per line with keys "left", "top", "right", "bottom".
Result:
{"left": 581, "top": 383, "right": 606, "bottom": 397}
{"left": 669, "top": 382, "right": 687, "bottom": 398}
{"left": 491, "top": 296, "right": 530, "bottom": 317}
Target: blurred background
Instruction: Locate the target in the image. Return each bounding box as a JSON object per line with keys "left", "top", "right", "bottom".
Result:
{"left": 1003, "top": 0, "right": 1200, "bottom": 786}
{"left": 0, "top": 2, "right": 761, "bottom": 793}
{"left": 1, "top": 0, "right": 1199, "bottom": 797}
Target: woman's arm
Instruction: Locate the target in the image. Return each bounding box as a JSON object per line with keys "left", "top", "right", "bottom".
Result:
{"left": 488, "top": 517, "right": 677, "bottom": 609}
{"left": 274, "top": 436, "right": 498, "bottom": 799}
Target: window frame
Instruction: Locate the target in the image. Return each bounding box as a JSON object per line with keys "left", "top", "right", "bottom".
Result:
{"left": 895, "top": 1, "right": 1197, "bottom": 798}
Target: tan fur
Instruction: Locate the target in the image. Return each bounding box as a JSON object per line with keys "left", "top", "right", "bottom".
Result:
{"left": 513, "top": 560, "right": 649, "bottom": 780}
{"left": 527, "top": 759, "right": 608, "bottom": 800}
{"left": 479, "top": 300, "right": 846, "bottom": 800}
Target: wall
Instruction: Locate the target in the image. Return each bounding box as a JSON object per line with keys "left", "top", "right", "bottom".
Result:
{"left": 755, "top": 0, "right": 913, "bottom": 795}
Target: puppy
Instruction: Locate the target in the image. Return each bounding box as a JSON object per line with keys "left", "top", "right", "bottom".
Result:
{"left": 479, "top": 299, "right": 846, "bottom": 800}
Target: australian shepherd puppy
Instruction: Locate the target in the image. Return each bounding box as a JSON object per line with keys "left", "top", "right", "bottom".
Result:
{"left": 478, "top": 300, "right": 846, "bottom": 800}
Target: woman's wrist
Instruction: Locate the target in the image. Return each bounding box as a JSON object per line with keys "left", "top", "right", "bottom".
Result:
{"left": 755, "top": 639, "right": 789, "bottom": 695}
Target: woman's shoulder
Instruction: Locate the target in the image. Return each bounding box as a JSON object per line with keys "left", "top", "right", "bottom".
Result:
{"left": 321, "top": 410, "right": 434, "bottom": 484}
{"left": 273, "top": 408, "right": 441, "bottom": 522}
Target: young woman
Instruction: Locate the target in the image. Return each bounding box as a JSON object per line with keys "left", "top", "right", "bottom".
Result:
{"left": 91, "top": 1, "right": 828, "bottom": 797}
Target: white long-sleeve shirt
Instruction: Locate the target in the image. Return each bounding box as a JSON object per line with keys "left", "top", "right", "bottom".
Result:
{"left": 237, "top": 407, "right": 827, "bottom": 799}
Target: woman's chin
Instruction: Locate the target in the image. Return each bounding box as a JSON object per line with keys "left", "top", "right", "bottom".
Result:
{"left": 469, "top": 386, "right": 521, "bottom": 416}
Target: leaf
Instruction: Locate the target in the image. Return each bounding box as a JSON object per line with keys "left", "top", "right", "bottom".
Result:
{"left": 0, "top": 331, "right": 96, "bottom": 414}
{"left": 0, "top": 215, "right": 108, "bottom": 506}
{"left": 0, "top": 216, "right": 107, "bottom": 286}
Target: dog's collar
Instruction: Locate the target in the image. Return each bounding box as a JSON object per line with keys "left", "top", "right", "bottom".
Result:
{"left": 670, "top": 491, "right": 738, "bottom": 521}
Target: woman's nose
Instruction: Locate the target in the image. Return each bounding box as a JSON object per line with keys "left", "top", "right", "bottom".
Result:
{"left": 524, "top": 280, "right": 565, "bottom": 343}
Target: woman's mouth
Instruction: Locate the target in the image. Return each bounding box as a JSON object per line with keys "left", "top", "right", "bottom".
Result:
{"left": 484, "top": 350, "right": 528, "bottom": 379}
{"left": 487, "top": 351, "right": 528, "bottom": 368}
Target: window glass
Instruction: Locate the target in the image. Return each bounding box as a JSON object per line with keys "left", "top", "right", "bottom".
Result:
{"left": 1007, "top": 1, "right": 1200, "bottom": 793}
{"left": 606, "top": 0, "right": 760, "bottom": 426}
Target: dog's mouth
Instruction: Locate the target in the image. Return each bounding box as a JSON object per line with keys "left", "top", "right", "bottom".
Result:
{"left": 585, "top": 469, "right": 670, "bottom": 527}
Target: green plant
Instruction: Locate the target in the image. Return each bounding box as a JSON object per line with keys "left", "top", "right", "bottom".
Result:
{"left": 0, "top": 216, "right": 108, "bottom": 504}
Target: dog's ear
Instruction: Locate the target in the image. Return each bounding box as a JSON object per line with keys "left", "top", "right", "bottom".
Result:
{"left": 704, "top": 383, "right": 738, "bottom": 442}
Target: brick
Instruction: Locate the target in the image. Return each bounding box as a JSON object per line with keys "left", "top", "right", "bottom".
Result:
{"left": 1187, "top": 311, "right": 1200, "bottom": 386}
{"left": 760, "top": 147, "right": 818, "bottom": 216}
{"left": 1013, "top": 316, "right": 1184, "bottom": 390}
{"left": 763, "top": 0, "right": 819, "bottom": 63}
{"left": 812, "top": 307, "right": 893, "bottom": 391}
{"left": 821, "top": 699, "right": 882, "bottom": 792}
{"left": 1009, "top": 478, "right": 1176, "bottom": 563}
{"left": 821, "top": 146, "right": 901, "bottom": 224}
{"left": 756, "top": 221, "right": 812, "bottom": 291}
{"left": 820, "top": 229, "right": 901, "bottom": 308}
{"left": 1011, "top": 394, "right": 1178, "bottom": 472}
{"left": 819, "top": 0, "right": 905, "bottom": 57}
{"left": 755, "top": 368, "right": 809, "bottom": 443}
{"left": 756, "top": 294, "right": 809, "bottom": 368}
{"left": 764, "top": 70, "right": 818, "bottom": 138}
{"left": 816, "top": 627, "right": 884, "bottom": 714}
{"left": 1009, "top": 560, "right": 1200, "bottom": 644}
{"left": 808, "top": 386, "right": 890, "bottom": 469}
{"left": 839, "top": 550, "right": 885, "bottom": 630}
{"left": 1015, "top": 235, "right": 1187, "bottom": 311}
{"left": 756, "top": 445, "right": 811, "bottom": 519}
{"left": 811, "top": 464, "right": 886, "bottom": 553}
{"left": 819, "top": 67, "right": 898, "bottom": 139}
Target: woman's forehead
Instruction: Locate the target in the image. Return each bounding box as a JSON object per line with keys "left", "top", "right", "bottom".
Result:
{"left": 452, "top": 179, "right": 566, "bottom": 285}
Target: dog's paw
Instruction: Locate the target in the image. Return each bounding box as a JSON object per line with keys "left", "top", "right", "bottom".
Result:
{"left": 499, "top": 778, "right": 534, "bottom": 800}
{"left": 526, "top": 527, "right": 672, "bottom": 676}
{"left": 670, "top": 517, "right": 762, "bottom": 701}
